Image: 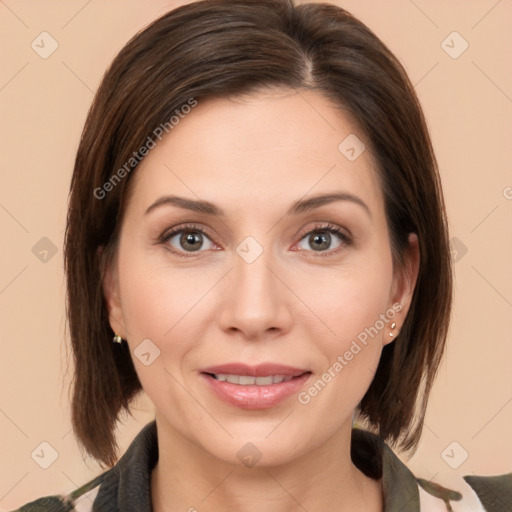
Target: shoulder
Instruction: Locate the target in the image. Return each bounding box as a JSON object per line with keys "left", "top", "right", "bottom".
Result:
{"left": 7, "top": 471, "right": 106, "bottom": 512}
{"left": 8, "top": 420, "right": 158, "bottom": 512}
{"left": 352, "top": 426, "right": 512, "bottom": 512}
{"left": 416, "top": 473, "right": 512, "bottom": 511}
{"left": 416, "top": 473, "right": 512, "bottom": 512}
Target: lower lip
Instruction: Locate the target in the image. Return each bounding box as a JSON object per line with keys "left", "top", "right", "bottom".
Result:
{"left": 201, "top": 372, "right": 311, "bottom": 410}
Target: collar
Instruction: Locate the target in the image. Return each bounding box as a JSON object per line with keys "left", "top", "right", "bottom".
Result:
{"left": 92, "top": 420, "right": 421, "bottom": 512}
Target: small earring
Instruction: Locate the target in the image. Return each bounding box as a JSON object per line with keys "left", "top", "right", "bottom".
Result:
{"left": 389, "top": 322, "right": 397, "bottom": 337}
{"left": 113, "top": 334, "right": 123, "bottom": 344}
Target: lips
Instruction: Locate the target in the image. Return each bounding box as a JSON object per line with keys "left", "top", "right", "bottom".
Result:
{"left": 200, "top": 363, "right": 312, "bottom": 409}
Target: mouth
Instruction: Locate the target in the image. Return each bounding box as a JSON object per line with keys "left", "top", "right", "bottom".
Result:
{"left": 199, "top": 363, "right": 312, "bottom": 409}
{"left": 207, "top": 374, "right": 297, "bottom": 385}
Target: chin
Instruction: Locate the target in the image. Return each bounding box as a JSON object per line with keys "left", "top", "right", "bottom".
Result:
{"left": 196, "top": 424, "right": 313, "bottom": 469}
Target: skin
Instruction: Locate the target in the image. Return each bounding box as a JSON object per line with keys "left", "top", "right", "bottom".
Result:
{"left": 103, "top": 88, "right": 420, "bottom": 512}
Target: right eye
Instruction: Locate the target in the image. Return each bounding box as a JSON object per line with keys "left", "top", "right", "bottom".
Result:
{"left": 160, "top": 224, "right": 217, "bottom": 257}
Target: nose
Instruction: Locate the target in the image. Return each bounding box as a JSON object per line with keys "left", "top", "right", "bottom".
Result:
{"left": 217, "top": 245, "right": 293, "bottom": 341}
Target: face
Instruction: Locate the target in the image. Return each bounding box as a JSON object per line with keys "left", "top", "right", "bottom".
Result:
{"left": 103, "top": 88, "right": 419, "bottom": 467}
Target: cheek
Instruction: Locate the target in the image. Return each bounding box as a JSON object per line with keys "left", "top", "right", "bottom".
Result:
{"left": 313, "top": 256, "right": 393, "bottom": 341}
{"left": 117, "top": 244, "right": 204, "bottom": 340}
{"left": 304, "top": 250, "right": 394, "bottom": 389}
{"left": 116, "top": 249, "right": 207, "bottom": 412}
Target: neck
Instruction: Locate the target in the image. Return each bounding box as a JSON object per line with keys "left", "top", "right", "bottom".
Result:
{"left": 150, "top": 419, "right": 383, "bottom": 512}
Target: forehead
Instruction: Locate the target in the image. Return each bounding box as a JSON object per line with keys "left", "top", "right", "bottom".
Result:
{"left": 124, "top": 88, "right": 384, "bottom": 219}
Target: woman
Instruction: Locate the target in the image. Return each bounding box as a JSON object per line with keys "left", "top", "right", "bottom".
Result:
{"left": 11, "top": 0, "right": 511, "bottom": 511}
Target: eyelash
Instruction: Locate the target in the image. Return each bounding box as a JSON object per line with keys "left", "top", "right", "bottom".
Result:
{"left": 158, "top": 222, "right": 352, "bottom": 259}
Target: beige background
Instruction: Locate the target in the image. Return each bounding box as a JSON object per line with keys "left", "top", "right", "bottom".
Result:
{"left": 1, "top": 0, "right": 511, "bottom": 509}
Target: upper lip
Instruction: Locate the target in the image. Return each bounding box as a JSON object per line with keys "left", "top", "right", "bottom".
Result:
{"left": 201, "top": 363, "right": 310, "bottom": 377}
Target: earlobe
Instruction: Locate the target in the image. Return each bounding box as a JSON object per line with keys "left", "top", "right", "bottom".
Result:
{"left": 97, "top": 245, "right": 127, "bottom": 339}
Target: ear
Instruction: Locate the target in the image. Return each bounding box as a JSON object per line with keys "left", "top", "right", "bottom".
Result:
{"left": 97, "top": 245, "right": 128, "bottom": 340}
{"left": 384, "top": 233, "right": 420, "bottom": 346}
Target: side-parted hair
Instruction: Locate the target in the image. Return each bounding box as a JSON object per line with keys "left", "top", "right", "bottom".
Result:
{"left": 64, "top": 0, "right": 453, "bottom": 469}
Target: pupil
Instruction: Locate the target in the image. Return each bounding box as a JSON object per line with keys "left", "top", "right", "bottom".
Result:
{"left": 312, "top": 233, "right": 330, "bottom": 251}
{"left": 182, "top": 232, "right": 202, "bottom": 251}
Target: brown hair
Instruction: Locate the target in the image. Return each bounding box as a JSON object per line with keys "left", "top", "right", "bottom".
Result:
{"left": 64, "top": 0, "right": 453, "bottom": 469}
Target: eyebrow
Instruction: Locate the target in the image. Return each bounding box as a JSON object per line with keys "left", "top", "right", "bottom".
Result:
{"left": 144, "top": 192, "right": 371, "bottom": 218}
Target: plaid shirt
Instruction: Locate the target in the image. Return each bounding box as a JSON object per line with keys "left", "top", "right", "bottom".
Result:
{"left": 10, "top": 420, "right": 512, "bottom": 512}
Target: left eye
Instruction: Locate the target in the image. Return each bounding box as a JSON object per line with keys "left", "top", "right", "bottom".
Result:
{"left": 296, "top": 226, "right": 350, "bottom": 253}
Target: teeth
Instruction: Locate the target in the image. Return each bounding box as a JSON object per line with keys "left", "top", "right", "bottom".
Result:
{"left": 213, "top": 374, "right": 295, "bottom": 385}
